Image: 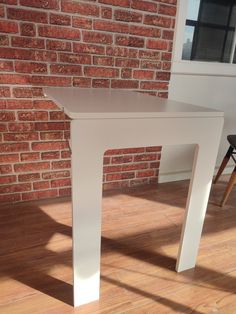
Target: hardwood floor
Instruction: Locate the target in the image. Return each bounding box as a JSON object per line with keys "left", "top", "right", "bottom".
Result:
{"left": 0, "top": 177, "right": 235, "bottom": 313}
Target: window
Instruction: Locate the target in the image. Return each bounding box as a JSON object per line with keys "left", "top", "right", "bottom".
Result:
{"left": 182, "top": 0, "right": 236, "bottom": 64}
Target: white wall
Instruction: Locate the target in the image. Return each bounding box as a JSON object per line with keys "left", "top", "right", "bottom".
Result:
{"left": 159, "top": 74, "right": 236, "bottom": 182}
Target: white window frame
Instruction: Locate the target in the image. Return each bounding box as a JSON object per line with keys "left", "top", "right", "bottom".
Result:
{"left": 172, "top": 0, "right": 236, "bottom": 76}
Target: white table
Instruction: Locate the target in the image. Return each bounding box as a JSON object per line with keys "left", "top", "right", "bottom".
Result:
{"left": 44, "top": 88, "right": 224, "bottom": 307}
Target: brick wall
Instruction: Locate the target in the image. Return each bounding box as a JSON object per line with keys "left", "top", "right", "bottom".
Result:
{"left": 0, "top": 0, "right": 177, "bottom": 203}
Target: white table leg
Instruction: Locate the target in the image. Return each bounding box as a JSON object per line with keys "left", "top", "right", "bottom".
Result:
{"left": 71, "top": 120, "right": 104, "bottom": 307}
{"left": 176, "top": 143, "right": 218, "bottom": 272}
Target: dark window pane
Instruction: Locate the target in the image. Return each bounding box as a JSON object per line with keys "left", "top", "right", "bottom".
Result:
{"left": 192, "top": 26, "right": 226, "bottom": 61}
{"left": 182, "top": 0, "right": 236, "bottom": 64}
{"left": 200, "top": 0, "right": 231, "bottom": 26}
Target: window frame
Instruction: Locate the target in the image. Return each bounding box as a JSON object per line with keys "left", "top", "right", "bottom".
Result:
{"left": 172, "top": 0, "right": 236, "bottom": 76}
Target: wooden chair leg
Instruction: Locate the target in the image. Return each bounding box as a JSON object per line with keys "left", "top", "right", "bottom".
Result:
{"left": 221, "top": 167, "right": 236, "bottom": 207}
{"left": 214, "top": 146, "right": 234, "bottom": 184}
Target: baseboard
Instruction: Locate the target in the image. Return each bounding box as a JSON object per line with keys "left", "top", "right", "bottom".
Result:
{"left": 159, "top": 165, "right": 234, "bottom": 184}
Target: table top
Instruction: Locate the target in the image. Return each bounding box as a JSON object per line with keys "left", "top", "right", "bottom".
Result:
{"left": 44, "top": 88, "right": 223, "bottom": 119}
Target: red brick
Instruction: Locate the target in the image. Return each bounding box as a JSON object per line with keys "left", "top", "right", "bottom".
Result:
{"left": 59, "top": 52, "right": 91, "bottom": 64}
{"left": 18, "top": 111, "right": 48, "bottom": 121}
{"left": 134, "top": 153, "right": 157, "bottom": 161}
{"left": 160, "top": 0, "right": 177, "bottom": 4}
{"left": 0, "top": 5, "right": 5, "bottom": 17}
{"left": 84, "top": 67, "right": 119, "bottom": 78}
{"left": 42, "top": 170, "right": 70, "bottom": 179}
{"left": 38, "top": 25, "right": 81, "bottom": 41}
{"left": 0, "top": 123, "right": 7, "bottom": 132}
{"left": 41, "top": 151, "right": 60, "bottom": 160}
{"left": 0, "top": 193, "right": 21, "bottom": 203}
{"left": 144, "top": 15, "right": 172, "bottom": 28}
{"left": 83, "top": 31, "right": 113, "bottom": 44}
{"left": 139, "top": 50, "right": 160, "bottom": 59}
{"left": 140, "top": 81, "right": 168, "bottom": 90}
{"left": 22, "top": 189, "right": 58, "bottom": 201}
{"left": 51, "top": 178, "right": 71, "bottom": 188}
{"left": 111, "top": 79, "right": 139, "bottom": 89}
{"left": 103, "top": 165, "right": 122, "bottom": 173}
{"left": 121, "top": 68, "right": 132, "bottom": 79}
{"left": 106, "top": 172, "right": 135, "bottom": 181}
{"left": 49, "top": 111, "right": 68, "bottom": 120}
{"left": 12, "top": 37, "right": 45, "bottom": 49}
{"left": 40, "top": 131, "right": 63, "bottom": 140}
{"left": 47, "top": 39, "right": 71, "bottom": 52}
{"left": 0, "top": 74, "right": 30, "bottom": 85}
{"left": 50, "top": 13, "right": 71, "bottom": 25}
{"left": 32, "top": 141, "right": 68, "bottom": 151}
{"left": 15, "top": 61, "right": 47, "bottom": 74}
{"left": 101, "top": 7, "right": 112, "bottom": 19}
{"left": 0, "top": 48, "right": 33, "bottom": 60}
{"left": 116, "top": 35, "right": 144, "bottom": 48}
{"left": 33, "top": 51, "right": 57, "bottom": 62}
{"left": 0, "top": 175, "right": 17, "bottom": 185}
{"left": 0, "top": 111, "right": 16, "bottom": 121}
{"left": 33, "top": 180, "right": 50, "bottom": 190}
{"left": 73, "top": 43, "right": 105, "bottom": 55}
{"left": 159, "top": 4, "right": 176, "bottom": 16}
{"left": 31, "top": 76, "right": 71, "bottom": 86}
{"left": 147, "top": 39, "right": 168, "bottom": 50}
{"left": 0, "top": 60, "right": 14, "bottom": 72}
{"left": 20, "top": 23, "right": 35, "bottom": 36}
{"left": 115, "top": 58, "right": 139, "bottom": 68}
{"left": 72, "top": 16, "right": 92, "bottom": 29}
{"left": 20, "top": 0, "right": 59, "bottom": 10}
{"left": 73, "top": 77, "right": 92, "bottom": 87}
{"left": 51, "top": 160, "right": 71, "bottom": 169}
{"left": 18, "top": 173, "right": 40, "bottom": 182}
{"left": 0, "top": 142, "right": 29, "bottom": 153}
{"left": 4, "top": 132, "right": 38, "bottom": 141}
{"left": 129, "top": 25, "right": 161, "bottom": 38}
{"left": 0, "top": 164, "right": 12, "bottom": 174}
{"left": 0, "top": 183, "right": 31, "bottom": 194}
{"left": 122, "top": 163, "right": 148, "bottom": 171}
{"left": 35, "top": 122, "right": 69, "bottom": 131}
{"left": 114, "top": 9, "right": 142, "bottom": 22}
{"left": 106, "top": 46, "right": 128, "bottom": 57}
{"left": 0, "top": 100, "right": 6, "bottom": 109}
{"left": 94, "top": 20, "right": 129, "bottom": 33}
{"left": 130, "top": 178, "right": 149, "bottom": 186}
{"left": 14, "top": 162, "right": 50, "bottom": 172}
{"left": 156, "top": 71, "right": 170, "bottom": 80}
{"left": 61, "top": 0, "right": 99, "bottom": 16}
{"left": 92, "top": 79, "right": 110, "bottom": 88}
{"left": 98, "top": 0, "right": 130, "bottom": 7}
{"left": 162, "top": 61, "right": 171, "bottom": 70}
{"left": 162, "top": 52, "right": 172, "bottom": 61}
{"left": 131, "top": 0, "right": 157, "bottom": 12}
{"left": 146, "top": 146, "right": 162, "bottom": 152}
{"left": 111, "top": 155, "right": 133, "bottom": 164}
{"left": 0, "top": 35, "right": 9, "bottom": 45}
{"left": 0, "top": 87, "right": 10, "bottom": 98}
{"left": 50, "top": 64, "right": 82, "bottom": 75}
{"left": 163, "top": 29, "right": 174, "bottom": 40}
{"left": 133, "top": 70, "right": 154, "bottom": 80}
{"left": 33, "top": 100, "right": 58, "bottom": 110}
{"left": 0, "top": 154, "right": 19, "bottom": 164}
{"left": 93, "top": 56, "right": 114, "bottom": 66}
{"left": 59, "top": 187, "right": 71, "bottom": 196}
{"left": 8, "top": 122, "right": 35, "bottom": 132}
{"left": 20, "top": 152, "right": 40, "bottom": 161}
{"left": 61, "top": 150, "right": 70, "bottom": 158}
{"left": 7, "top": 8, "right": 48, "bottom": 23}
{"left": 0, "top": 20, "right": 18, "bottom": 33}
{"left": 136, "top": 169, "right": 155, "bottom": 178}
{"left": 141, "top": 60, "right": 161, "bottom": 69}
{"left": 105, "top": 147, "right": 145, "bottom": 155}
{"left": 150, "top": 161, "right": 160, "bottom": 168}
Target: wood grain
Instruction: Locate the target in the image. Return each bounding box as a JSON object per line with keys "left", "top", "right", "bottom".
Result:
{"left": 0, "top": 177, "right": 235, "bottom": 313}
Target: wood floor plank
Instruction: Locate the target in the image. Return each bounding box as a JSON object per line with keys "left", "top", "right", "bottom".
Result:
{"left": 0, "top": 177, "right": 235, "bottom": 313}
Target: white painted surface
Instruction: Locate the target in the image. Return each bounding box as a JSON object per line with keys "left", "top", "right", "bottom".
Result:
{"left": 44, "top": 87, "right": 222, "bottom": 119}
{"left": 159, "top": 0, "right": 236, "bottom": 182}
{"left": 44, "top": 88, "right": 223, "bottom": 307}
{"left": 160, "top": 74, "right": 236, "bottom": 182}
